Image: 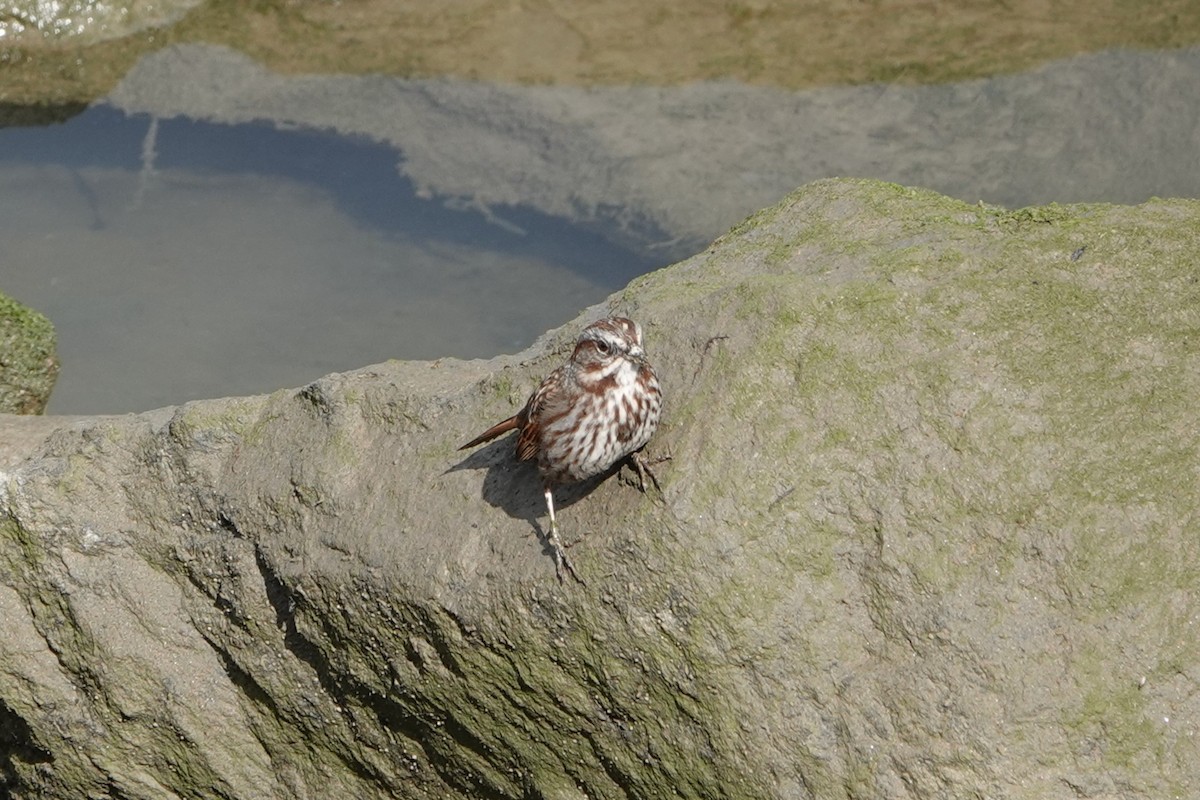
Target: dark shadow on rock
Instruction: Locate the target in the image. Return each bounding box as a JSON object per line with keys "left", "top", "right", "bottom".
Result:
{"left": 447, "top": 434, "right": 622, "bottom": 572}
{"left": 447, "top": 435, "right": 610, "bottom": 523}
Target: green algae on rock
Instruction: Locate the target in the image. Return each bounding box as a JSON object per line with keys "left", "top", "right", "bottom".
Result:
{"left": 2, "top": 179, "right": 1199, "bottom": 798}
{"left": 0, "top": 291, "right": 58, "bottom": 414}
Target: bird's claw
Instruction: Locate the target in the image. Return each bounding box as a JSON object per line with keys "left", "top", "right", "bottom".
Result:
{"left": 553, "top": 545, "right": 585, "bottom": 585}
{"left": 625, "top": 451, "right": 670, "bottom": 495}
{"left": 546, "top": 520, "right": 586, "bottom": 585}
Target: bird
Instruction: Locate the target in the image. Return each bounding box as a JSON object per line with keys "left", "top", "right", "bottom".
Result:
{"left": 460, "top": 317, "right": 664, "bottom": 582}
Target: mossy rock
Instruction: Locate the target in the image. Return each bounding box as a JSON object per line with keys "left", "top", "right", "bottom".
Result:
{"left": 2, "top": 179, "right": 1199, "bottom": 798}
{"left": 0, "top": 292, "right": 59, "bottom": 414}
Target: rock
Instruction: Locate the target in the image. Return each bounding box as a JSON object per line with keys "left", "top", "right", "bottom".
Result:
{"left": 2, "top": 178, "right": 1198, "bottom": 798}
{"left": 0, "top": 293, "right": 59, "bottom": 414}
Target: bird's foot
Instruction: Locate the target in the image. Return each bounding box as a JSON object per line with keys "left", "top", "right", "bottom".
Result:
{"left": 624, "top": 450, "right": 670, "bottom": 495}
{"left": 547, "top": 522, "right": 585, "bottom": 585}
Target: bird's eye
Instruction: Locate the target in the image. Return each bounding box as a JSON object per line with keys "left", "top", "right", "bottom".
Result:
{"left": 595, "top": 340, "right": 611, "bottom": 354}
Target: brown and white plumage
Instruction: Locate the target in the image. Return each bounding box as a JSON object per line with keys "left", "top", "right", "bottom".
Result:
{"left": 460, "top": 317, "right": 663, "bottom": 582}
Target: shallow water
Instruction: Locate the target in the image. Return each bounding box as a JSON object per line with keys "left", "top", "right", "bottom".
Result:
{"left": 0, "top": 110, "right": 653, "bottom": 413}
{"left": 2, "top": 45, "right": 1198, "bottom": 414}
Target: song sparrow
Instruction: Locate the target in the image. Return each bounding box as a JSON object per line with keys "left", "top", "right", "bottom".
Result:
{"left": 459, "top": 317, "right": 664, "bottom": 582}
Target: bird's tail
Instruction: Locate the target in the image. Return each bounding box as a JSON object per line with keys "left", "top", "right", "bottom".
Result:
{"left": 458, "top": 415, "right": 521, "bottom": 450}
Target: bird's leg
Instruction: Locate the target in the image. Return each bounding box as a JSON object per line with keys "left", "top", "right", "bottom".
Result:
{"left": 544, "top": 485, "right": 584, "bottom": 585}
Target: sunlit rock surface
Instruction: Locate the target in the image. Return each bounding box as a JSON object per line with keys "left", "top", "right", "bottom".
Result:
{"left": 0, "top": 0, "right": 201, "bottom": 43}
{"left": 2, "top": 179, "right": 1198, "bottom": 798}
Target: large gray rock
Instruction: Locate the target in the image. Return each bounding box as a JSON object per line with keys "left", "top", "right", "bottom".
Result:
{"left": 2, "top": 178, "right": 1197, "bottom": 798}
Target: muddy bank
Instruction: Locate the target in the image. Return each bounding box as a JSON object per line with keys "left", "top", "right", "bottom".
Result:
{"left": 3, "top": 0, "right": 1197, "bottom": 110}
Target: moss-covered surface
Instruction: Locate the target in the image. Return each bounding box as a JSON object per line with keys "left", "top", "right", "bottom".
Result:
{"left": 2, "top": 179, "right": 1199, "bottom": 797}
{"left": 614, "top": 179, "right": 1200, "bottom": 795}
{"left": 0, "top": 292, "right": 58, "bottom": 414}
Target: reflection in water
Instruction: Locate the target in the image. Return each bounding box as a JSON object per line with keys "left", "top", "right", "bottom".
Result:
{"left": 0, "top": 108, "right": 661, "bottom": 413}
{"left": 2, "top": 44, "right": 1198, "bottom": 414}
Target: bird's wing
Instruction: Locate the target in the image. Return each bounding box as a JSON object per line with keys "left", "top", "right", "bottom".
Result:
{"left": 515, "top": 367, "right": 564, "bottom": 462}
